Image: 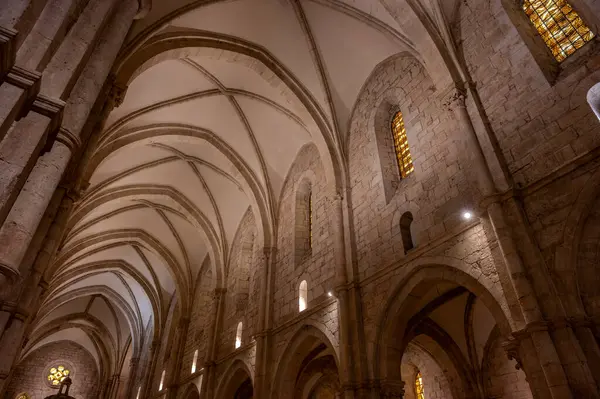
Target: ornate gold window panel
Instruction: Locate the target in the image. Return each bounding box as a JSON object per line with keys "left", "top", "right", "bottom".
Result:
{"left": 523, "top": 0, "right": 595, "bottom": 62}
{"left": 415, "top": 371, "right": 426, "bottom": 399}
{"left": 391, "top": 111, "right": 414, "bottom": 179}
{"left": 47, "top": 365, "right": 70, "bottom": 386}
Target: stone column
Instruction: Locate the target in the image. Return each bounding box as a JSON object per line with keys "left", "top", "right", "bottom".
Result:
{"left": 124, "top": 356, "right": 140, "bottom": 399}
{"left": 331, "top": 193, "right": 356, "bottom": 399}
{"left": 202, "top": 288, "right": 225, "bottom": 399}
{"left": 445, "top": 87, "right": 573, "bottom": 398}
{"left": 254, "top": 246, "right": 276, "bottom": 398}
{"left": 0, "top": 0, "right": 119, "bottom": 227}
{"left": 0, "top": 0, "right": 138, "bottom": 284}
{"left": 167, "top": 317, "right": 190, "bottom": 399}
{"left": 141, "top": 339, "right": 161, "bottom": 399}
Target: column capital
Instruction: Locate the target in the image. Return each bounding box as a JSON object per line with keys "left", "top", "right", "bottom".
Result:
{"left": 501, "top": 337, "right": 523, "bottom": 370}
{"left": 212, "top": 288, "right": 226, "bottom": 300}
{"left": 263, "top": 246, "right": 277, "bottom": 257}
{"left": 106, "top": 75, "right": 128, "bottom": 110}
{"left": 380, "top": 379, "right": 405, "bottom": 398}
{"left": 442, "top": 86, "right": 467, "bottom": 111}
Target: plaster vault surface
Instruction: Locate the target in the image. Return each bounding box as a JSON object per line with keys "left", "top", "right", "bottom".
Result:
{"left": 28, "top": 0, "right": 460, "bottom": 376}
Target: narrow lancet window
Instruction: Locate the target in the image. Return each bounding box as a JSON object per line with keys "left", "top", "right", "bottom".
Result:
{"left": 299, "top": 280, "right": 308, "bottom": 312}
{"left": 391, "top": 111, "right": 414, "bottom": 178}
{"left": 235, "top": 322, "right": 243, "bottom": 349}
{"left": 523, "top": 0, "right": 594, "bottom": 62}
{"left": 191, "top": 349, "right": 198, "bottom": 374}
{"left": 400, "top": 212, "right": 415, "bottom": 252}
{"left": 415, "top": 371, "right": 425, "bottom": 399}
{"left": 159, "top": 369, "right": 166, "bottom": 391}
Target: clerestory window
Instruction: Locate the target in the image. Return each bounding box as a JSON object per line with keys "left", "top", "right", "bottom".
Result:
{"left": 523, "top": 0, "right": 594, "bottom": 62}
{"left": 415, "top": 371, "right": 425, "bottom": 399}
{"left": 391, "top": 111, "right": 414, "bottom": 179}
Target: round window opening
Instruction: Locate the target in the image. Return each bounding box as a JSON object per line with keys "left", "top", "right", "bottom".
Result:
{"left": 16, "top": 393, "right": 30, "bottom": 399}
{"left": 47, "top": 365, "right": 70, "bottom": 387}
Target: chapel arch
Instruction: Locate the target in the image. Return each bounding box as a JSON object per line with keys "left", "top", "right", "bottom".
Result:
{"left": 272, "top": 324, "right": 341, "bottom": 399}
{"left": 375, "top": 264, "right": 534, "bottom": 399}
{"left": 215, "top": 359, "right": 254, "bottom": 399}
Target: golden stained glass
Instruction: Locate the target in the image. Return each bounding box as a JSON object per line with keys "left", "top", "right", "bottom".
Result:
{"left": 415, "top": 372, "right": 426, "bottom": 399}
{"left": 391, "top": 111, "right": 414, "bottom": 179}
{"left": 17, "top": 394, "right": 30, "bottom": 399}
{"left": 47, "top": 365, "right": 70, "bottom": 387}
{"left": 523, "top": 0, "right": 595, "bottom": 62}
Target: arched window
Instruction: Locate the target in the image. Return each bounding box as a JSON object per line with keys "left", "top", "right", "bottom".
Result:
{"left": 299, "top": 280, "right": 308, "bottom": 312}
{"left": 16, "top": 393, "right": 30, "bottom": 399}
{"left": 391, "top": 111, "right": 414, "bottom": 179}
{"left": 415, "top": 371, "right": 425, "bottom": 399}
{"left": 400, "top": 212, "right": 415, "bottom": 253}
{"left": 191, "top": 349, "right": 198, "bottom": 374}
{"left": 295, "top": 179, "right": 313, "bottom": 265}
{"left": 159, "top": 369, "right": 166, "bottom": 391}
{"left": 235, "top": 322, "right": 243, "bottom": 349}
{"left": 523, "top": 0, "right": 594, "bottom": 62}
{"left": 47, "top": 365, "right": 70, "bottom": 387}
{"left": 135, "top": 386, "right": 141, "bottom": 399}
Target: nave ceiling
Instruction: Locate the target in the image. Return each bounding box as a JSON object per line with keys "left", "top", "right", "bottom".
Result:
{"left": 28, "top": 0, "right": 464, "bottom": 376}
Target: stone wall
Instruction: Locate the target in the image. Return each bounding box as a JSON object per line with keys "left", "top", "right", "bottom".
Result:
{"left": 182, "top": 263, "right": 214, "bottom": 378}
{"left": 347, "top": 54, "right": 477, "bottom": 281}
{"left": 483, "top": 334, "right": 532, "bottom": 399}
{"left": 273, "top": 143, "right": 337, "bottom": 325}
{"left": 5, "top": 341, "right": 99, "bottom": 399}
{"left": 455, "top": 0, "right": 600, "bottom": 187}
{"left": 217, "top": 208, "right": 261, "bottom": 359}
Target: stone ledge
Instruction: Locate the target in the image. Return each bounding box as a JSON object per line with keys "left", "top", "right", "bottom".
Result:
{"left": 6, "top": 65, "right": 42, "bottom": 121}
{"left": 0, "top": 26, "right": 17, "bottom": 79}
{"left": 30, "top": 94, "right": 66, "bottom": 153}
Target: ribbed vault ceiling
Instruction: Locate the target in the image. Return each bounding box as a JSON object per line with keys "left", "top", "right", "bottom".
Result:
{"left": 31, "top": 0, "right": 461, "bottom": 375}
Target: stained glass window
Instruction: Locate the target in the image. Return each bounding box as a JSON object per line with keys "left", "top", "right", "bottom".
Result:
{"left": 47, "top": 365, "right": 70, "bottom": 386}
{"left": 17, "top": 393, "right": 30, "bottom": 399}
{"left": 391, "top": 111, "right": 414, "bottom": 179}
{"left": 523, "top": 0, "right": 595, "bottom": 62}
{"left": 415, "top": 371, "right": 425, "bottom": 399}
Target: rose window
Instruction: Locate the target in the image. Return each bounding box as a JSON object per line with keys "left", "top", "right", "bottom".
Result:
{"left": 47, "top": 365, "right": 70, "bottom": 386}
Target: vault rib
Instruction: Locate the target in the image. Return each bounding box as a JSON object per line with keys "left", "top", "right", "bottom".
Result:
{"left": 181, "top": 57, "right": 276, "bottom": 224}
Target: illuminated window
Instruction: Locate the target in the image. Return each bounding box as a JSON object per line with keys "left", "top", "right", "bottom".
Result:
{"left": 191, "top": 349, "right": 198, "bottom": 374}
{"left": 391, "top": 111, "right": 414, "bottom": 178}
{"left": 308, "top": 192, "right": 313, "bottom": 248}
{"left": 235, "top": 322, "right": 243, "bottom": 349}
{"left": 159, "top": 369, "right": 166, "bottom": 391}
{"left": 16, "top": 393, "right": 30, "bottom": 399}
{"left": 47, "top": 365, "right": 70, "bottom": 387}
{"left": 415, "top": 371, "right": 425, "bottom": 399}
{"left": 523, "top": 0, "right": 594, "bottom": 62}
{"left": 299, "top": 280, "right": 308, "bottom": 312}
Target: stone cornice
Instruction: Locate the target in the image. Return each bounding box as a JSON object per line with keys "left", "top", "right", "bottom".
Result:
{"left": 0, "top": 26, "right": 17, "bottom": 78}
{"left": 30, "top": 94, "right": 66, "bottom": 153}
{"left": 7, "top": 65, "right": 42, "bottom": 121}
